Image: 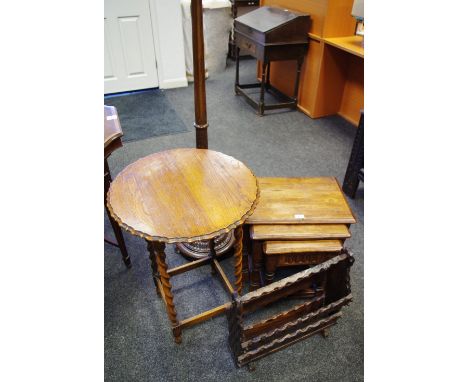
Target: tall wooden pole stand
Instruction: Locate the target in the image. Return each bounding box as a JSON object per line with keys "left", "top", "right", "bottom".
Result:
{"left": 191, "top": 0, "right": 208, "bottom": 149}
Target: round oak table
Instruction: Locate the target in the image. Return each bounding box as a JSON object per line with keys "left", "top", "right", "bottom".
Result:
{"left": 107, "top": 148, "right": 259, "bottom": 343}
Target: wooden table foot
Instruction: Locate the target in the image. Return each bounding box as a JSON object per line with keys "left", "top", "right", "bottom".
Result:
{"left": 172, "top": 326, "right": 182, "bottom": 344}
{"left": 321, "top": 328, "right": 330, "bottom": 338}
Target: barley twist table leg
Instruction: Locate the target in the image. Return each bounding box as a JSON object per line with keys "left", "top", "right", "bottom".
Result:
{"left": 233, "top": 226, "right": 244, "bottom": 295}
{"left": 151, "top": 241, "right": 181, "bottom": 343}
{"left": 147, "top": 241, "right": 161, "bottom": 298}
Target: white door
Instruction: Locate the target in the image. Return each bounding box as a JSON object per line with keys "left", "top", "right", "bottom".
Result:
{"left": 104, "top": 0, "right": 159, "bottom": 94}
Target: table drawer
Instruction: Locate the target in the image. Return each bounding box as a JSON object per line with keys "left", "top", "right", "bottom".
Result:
{"left": 235, "top": 34, "right": 257, "bottom": 56}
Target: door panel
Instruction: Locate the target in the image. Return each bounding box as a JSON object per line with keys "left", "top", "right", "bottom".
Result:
{"left": 118, "top": 16, "right": 145, "bottom": 77}
{"left": 104, "top": 0, "right": 159, "bottom": 94}
{"left": 104, "top": 19, "right": 116, "bottom": 80}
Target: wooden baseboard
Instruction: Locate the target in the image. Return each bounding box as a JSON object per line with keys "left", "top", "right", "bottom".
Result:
{"left": 296, "top": 105, "right": 359, "bottom": 127}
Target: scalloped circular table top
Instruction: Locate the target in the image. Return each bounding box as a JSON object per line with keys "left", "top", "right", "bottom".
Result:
{"left": 107, "top": 148, "right": 259, "bottom": 243}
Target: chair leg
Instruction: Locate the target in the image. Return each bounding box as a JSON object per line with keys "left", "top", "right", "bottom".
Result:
{"left": 106, "top": 207, "right": 132, "bottom": 268}
{"left": 105, "top": 159, "right": 131, "bottom": 268}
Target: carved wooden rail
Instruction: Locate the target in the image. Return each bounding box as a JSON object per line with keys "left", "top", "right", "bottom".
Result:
{"left": 226, "top": 249, "right": 354, "bottom": 368}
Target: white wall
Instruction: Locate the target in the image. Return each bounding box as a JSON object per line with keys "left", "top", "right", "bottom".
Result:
{"left": 150, "top": 0, "right": 188, "bottom": 89}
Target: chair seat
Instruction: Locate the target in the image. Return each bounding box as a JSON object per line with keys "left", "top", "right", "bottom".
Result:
{"left": 263, "top": 240, "right": 343, "bottom": 255}
{"left": 251, "top": 224, "right": 350, "bottom": 241}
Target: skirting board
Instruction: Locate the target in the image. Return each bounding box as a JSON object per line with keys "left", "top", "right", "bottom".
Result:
{"left": 297, "top": 105, "right": 359, "bottom": 127}
{"left": 159, "top": 77, "right": 188, "bottom": 89}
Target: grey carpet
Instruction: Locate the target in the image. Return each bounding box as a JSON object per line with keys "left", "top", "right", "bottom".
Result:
{"left": 104, "top": 89, "right": 188, "bottom": 142}
{"left": 105, "top": 58, "right": 364, "bottom": 382}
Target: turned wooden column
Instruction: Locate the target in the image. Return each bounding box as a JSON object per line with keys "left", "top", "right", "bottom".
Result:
{"left": 191, "top": 0, "right": 208, "bottom": 149}
{"left": 150, "top": 241, "right": 182, "bottom": 343}
{"left": 233, "top": 226, "right": 244, "bottom": 295}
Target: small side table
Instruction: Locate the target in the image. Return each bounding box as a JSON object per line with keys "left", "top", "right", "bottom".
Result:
{"left": 107, "top": 148, "right": 259, "bottom": 343}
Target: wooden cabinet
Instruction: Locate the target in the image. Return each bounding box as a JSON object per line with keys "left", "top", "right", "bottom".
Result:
{"left": 259, "top": 0, "right": 364, "bottom": 126}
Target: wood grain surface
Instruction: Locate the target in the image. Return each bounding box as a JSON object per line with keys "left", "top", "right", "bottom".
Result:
{"left": 246, "top": 177, "right": 356, "bottom": 224}
{"left": 107, "top": 149, "right": 259, "bottom": 243}
{"left": 263, "top": 240, "right": 343, "bottom": 255}
{"left": 250, "top": 224, "right": 350, "bottom": 240}
{"left": 323, "top": 35, "right": 364, "bottom": 58}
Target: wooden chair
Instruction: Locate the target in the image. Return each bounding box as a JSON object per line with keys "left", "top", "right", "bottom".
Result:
{"left": 104, "top": 105, "right": 131, "bottom": 268}
{"left": 343, "top": 111, "right": 364, "bottom": 198}
{"left": 226, "top": 249, "right": 354, "bottom": 368}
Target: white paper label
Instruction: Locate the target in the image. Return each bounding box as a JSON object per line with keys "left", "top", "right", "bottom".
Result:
{"left": 294, "top": 214, "right": 305, "bottom": 219}
{"left": 106, "top": 115, "right": 118, "bottom": 121}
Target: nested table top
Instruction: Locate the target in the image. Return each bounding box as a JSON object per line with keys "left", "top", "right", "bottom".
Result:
{"left": 245, "top": 177, "right": 356, "bottom": 225}
{"left": 107, "top": 148, "right": 259, "bottom": 243}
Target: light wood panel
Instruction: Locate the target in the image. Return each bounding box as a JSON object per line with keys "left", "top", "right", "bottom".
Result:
{"left": 322, "top": 0, "right": 357, "bottom": 38}
{"left": 260, "top": 0, "right": 356, "bottom": 38}
{"left": 313, "top": 43, "right": 349, "bottom": 117}
{"left": 107, "top": 148, "right": 259, "bottom": 243}
{"left": 268, "top": 60, "right": 297, "bottom": 97}
{"left": 338, "top": 53, "right": 364, "bottom": 125}
{"left": 264, "top": 240, "right": 343, "bottom": 255}
{"left": 323, "top": 35, "right": 364, "bottom": 58}
{"left": 297, "top": 38, "right": 324, "bottom": 117}
{"left": 251, "top": 224, "right": 350, "bottom": 240}
{"left": 246, "top": 177, "right": 356, "bottom": 225}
